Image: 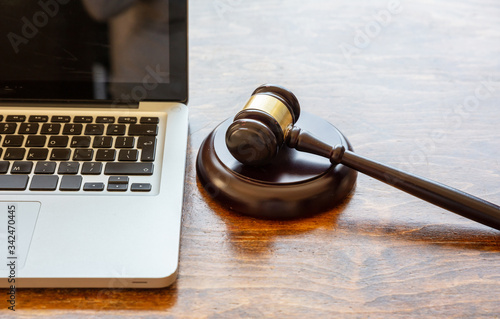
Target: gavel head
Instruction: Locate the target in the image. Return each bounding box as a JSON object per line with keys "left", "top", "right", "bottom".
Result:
{"left": 225, "top": 84, "right": 301, "bottom": 166}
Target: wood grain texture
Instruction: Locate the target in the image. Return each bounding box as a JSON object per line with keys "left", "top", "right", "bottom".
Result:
{"left": 2, "top": 0, "right": 500, "bottom": 317}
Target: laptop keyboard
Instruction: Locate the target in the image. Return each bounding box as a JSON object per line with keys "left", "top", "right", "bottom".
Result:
{"left": 0, "top": 114, "right": 160, "bottom": 193}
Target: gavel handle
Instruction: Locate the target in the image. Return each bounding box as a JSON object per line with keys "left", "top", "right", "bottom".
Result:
{"left": 286, "top": 127, "right": 500, "bottom": 231}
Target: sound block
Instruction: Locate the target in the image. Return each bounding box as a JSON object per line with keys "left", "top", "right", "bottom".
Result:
{"left": 196, "top": 112, "right": 357, "bottom": 219}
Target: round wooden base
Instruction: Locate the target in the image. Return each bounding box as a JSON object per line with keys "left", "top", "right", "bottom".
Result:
{"left": 196, "top": 112, "right": 357, "bottom": 219}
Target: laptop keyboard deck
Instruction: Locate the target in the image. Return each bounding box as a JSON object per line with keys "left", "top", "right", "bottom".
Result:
{"left": 0, "top": 113, "right": 161, "bottom": 193}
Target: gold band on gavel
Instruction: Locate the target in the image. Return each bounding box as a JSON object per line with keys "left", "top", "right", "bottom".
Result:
{"left": 242, "top": 94, "right": 293, "bottom": 133}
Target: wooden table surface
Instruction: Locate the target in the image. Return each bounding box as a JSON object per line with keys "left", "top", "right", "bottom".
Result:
{"left": 3, "top": 0, "right": 500, "bottom": 317}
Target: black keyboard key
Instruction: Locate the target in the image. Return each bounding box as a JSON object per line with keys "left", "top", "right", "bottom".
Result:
{"left": 4, "top": 148, "right": 26, "bottom": 160}
{"left": 27, "top": 148, "right": 49, "bottom": 160}
{"left": 81, "top": 162, "right": 102, "bottom": 175}
{"left": 131, "top": 183, "right": 152, "bottom": 192}
{"left": 118, "top": 117, "right": 137, "bottom": 124}
{"left": 34, "top": 161, "right": 57, "bottom": 174}
{"left": 50, "top": 149, "right": 71, "bottom": 161}
{"left": 140, "top": 117, "right": 159, "bottom": 124}
{"left": 0, "top": 175, "right": 29, "bottom": 190}
{"left": 0, "top": 115, "right": 3, "bottom": 121}
{"left": 63, "top": 124, "right": 83, "bottom": 135}
{"left": 51, "top": 116, "right": 71, "bottom": 123}
{"left": 96, "top": 116, "right": 115, "bottom": 123}
{"left": 6, "top": 115, "right": 26, "bottom": 122}
{"left": 104, "top": 163, "right": 153, "bottom": 175}
{"left": 108, "top": 183, "right": 128, "bottom": 192}
{"left": 85, "top": 124, "right": 104, "bottom": 135}
{"left": 118, "top": 149, "right": 138, "bottom": 161}
{"left": 0, "top": 161, "right": 10, "bottom": 174}
{"left": 115, "top": 137, "right": 135, "bottom": 148}
{"left": 73, "top": 149, "right": 94, "bottom": 161}
{"left": 93, "top": 136, "right": 113, "bottom": 148}
{"left": 11, "top": 161, "right": 33, "bottom": 174}
{"left": 40, "top": 123, "right": 61, "bottom": 135}
{"left": 59, "top": 175, "right": 82, "bottom": 191}
{"left": 137, "top": 136, "right": 156, "bottom": 148}
{"left": 3, "top": 135, "right": 24, "bottom": 147}
{"left": 30, "top": 175, "right": 58, "bottom": 191}
{"left": 74, "top": 116, "right": 93, "bottom": 123}
{"left": 29, "top": 115, "right": 49, "bottom": 123}
{"left": 0, "top": 123, "right": 17, "bottom": 134}
{"left": 26, "top": 135, "right": 47, "bottom": 147}
{"left": 106, "top": 124, "right": 126, "bottom": 135}
{"left": 19, "top": 123, "right": 39, "bottom": 134}
{"left": 137, "top": 136, "right": 157, "bottom": 162}
{"left": 70, "top": 136, "right": 91, "bottom": 148}
{"left": 95, "top": 149, "right": 116, "bottom": 161}
{"left": 58, "top": 162, "right": 80, "bottom": 175}
{"left": 48, "top": 136, "right": 69, "bottom": 147}
{"left": 108, "top": 176, "right": 129, "bottom": 184}
{"left": 141, "top": 148, "right": 156, "bottom": 162}
{"left": 83, "top": 182, "right": 105, "bottom": 191}
{"left": 128, "top": 124, "right": 158, "bottom": 136}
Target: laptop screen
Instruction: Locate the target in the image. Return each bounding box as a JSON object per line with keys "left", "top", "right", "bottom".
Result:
{"left": 0, "top": 0, "right": 187, "bottom": 105}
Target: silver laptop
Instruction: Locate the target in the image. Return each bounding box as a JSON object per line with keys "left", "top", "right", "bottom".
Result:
{"left": 0, "top": 0, "right": 188, "bottom": 288}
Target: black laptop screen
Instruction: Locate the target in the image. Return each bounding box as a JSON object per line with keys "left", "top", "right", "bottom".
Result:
{"left": 0, "top": 0, "right": 187, "bottom": 105}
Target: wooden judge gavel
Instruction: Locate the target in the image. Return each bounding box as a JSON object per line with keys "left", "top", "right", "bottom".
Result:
{"left": 225, "top": 84, "right": 500, "bottom": 231}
